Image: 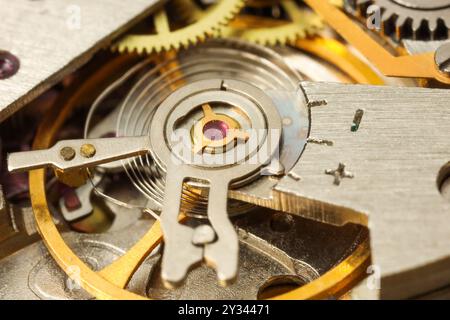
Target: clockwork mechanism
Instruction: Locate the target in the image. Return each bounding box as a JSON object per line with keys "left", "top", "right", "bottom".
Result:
{"left": 1, "top": 0, "right": 450, "bottom": 302}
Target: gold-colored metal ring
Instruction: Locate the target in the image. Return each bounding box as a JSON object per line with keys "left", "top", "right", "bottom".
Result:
{"left": 29, "top": 39, "right": 378, "bottom": 299}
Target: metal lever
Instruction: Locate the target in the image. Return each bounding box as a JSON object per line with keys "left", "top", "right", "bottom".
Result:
{"left": 7, "top": 136, "right": 150, "bottom": 173}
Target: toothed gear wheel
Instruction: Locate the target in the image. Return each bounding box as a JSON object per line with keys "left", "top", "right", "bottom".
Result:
{"left": 246, "top": 0, "right": 282, "bottom": 7}
{"left": 222, "top": 0, "right": 323, "bottom": 46}
{"left": 114, "top": 0, "right": 245, "bottom": 54}
{"left": 347, "top": 0, "right": 450, "bottom": 41}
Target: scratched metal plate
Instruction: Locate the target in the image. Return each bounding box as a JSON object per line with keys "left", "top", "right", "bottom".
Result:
{"left": 0, "top": 0, "right": 163, "bottom": 123}
{"left": 275, "top": 82, "right": 450, "bottom": 299}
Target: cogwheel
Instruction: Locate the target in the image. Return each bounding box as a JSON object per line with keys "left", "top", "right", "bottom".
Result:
{"left": 114, "top": 0, "right": 245, "bottom": 54}
{"left": 346, "top": 0, "right": 450, "bottom": 41}
{"left": 222, "top": 0, "right": 323, "bottom": 46}
{"left": 246, "top": 0, "right": 281, "bottom": 7}
{"left": 246, "top": 0, "right": 343, "bottom": 8}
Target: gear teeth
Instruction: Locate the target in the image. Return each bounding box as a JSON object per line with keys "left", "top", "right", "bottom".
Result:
{"left": 429, "top": 19, "right": 438, "bottom": 33}
{"left": 381, "top": 9, "right": 393, "bottom": 23}
{"left": 444, "top": 18, "right": 450, "bottom": 30}
{"left": 225, "top": 1, "right": 324, "bottom": 47}
{"left": 396, "top": 15, "right": 407, "bottom": 28}
{"left": 394, "top": 15, "right": 408, "bottom": 42}
{"left": 114, "top": 0, "right": 324, "bottom": 53}
{"left": 348, "top": 0, "right": 450, "bottom": 42}
{"left": 114, "top": 0, "right": 245, "bottom": 55}
{"left": 411, "top": 18, "right": 422, "bottom": 33}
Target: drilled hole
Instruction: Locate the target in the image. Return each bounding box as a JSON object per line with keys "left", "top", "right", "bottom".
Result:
{"left": 0, "top": 51, "right": 20, "bottom": 79}
{"left": 437, "top": 162, "right": 450, "bottom": 201}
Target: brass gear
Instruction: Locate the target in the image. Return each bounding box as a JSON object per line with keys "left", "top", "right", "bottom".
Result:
{"left": 247, "top": 1, "right": 343, "bottom": 8}
{"left": 114, "top": 0, "right": 245, "bottom": 54}
{"left": 246, "top": 0, "right": 281, "bottom": 7}
{"left": 222, "top": 0, "right": 324, "bottom": 46}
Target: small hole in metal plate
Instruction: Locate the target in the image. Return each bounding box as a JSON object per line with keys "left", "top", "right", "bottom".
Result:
{"left": 0, "top": 51, "right": 20, "bottom": 80}
{"left": 437, "top": 162, "right": 450, "bottom": 201}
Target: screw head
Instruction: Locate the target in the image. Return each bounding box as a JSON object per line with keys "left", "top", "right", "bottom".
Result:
{"left": 0, "top": 51, "right": 20, "bottom": 80}
{"left": 60, "top": 147, "right": 76, "bottom": 161}
{"left": 80, "top": 144, "right": 96, "bottom": 158}
{"left": 435, "top": 42, "right": 450, "bottom": 76}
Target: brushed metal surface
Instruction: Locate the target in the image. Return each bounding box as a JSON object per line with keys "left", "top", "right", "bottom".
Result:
{"left": 0, "top": 0, "right": 163, "bottom": 123}
{"left": 274, "top": 82, "right": 450, "bottom": 299}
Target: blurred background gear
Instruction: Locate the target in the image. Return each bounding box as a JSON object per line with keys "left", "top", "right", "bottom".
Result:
{"left": 346, "top": 0, "right": 450, "bottom": 41}
{"left": 223, "top": 0, "right": 323, "bottom": 46}
{"left": 114, "top": 0, "right": 245, "bottom": 54}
